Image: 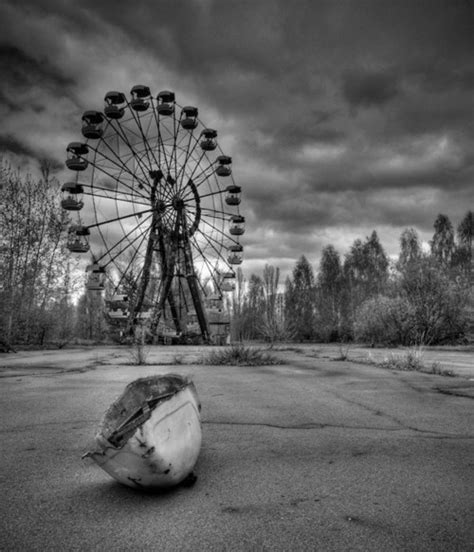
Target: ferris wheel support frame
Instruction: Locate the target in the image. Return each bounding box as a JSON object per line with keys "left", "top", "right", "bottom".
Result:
{"left": 64, "top": 86, "right": 245, "bottom": 344}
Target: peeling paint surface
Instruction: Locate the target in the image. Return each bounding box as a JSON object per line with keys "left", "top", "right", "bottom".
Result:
{"left": 85, "top": 374, "right": 202, "bottom": 489}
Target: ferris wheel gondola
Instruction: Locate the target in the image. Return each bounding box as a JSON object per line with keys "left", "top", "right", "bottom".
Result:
{"left": 63, "top": 86, "right": 244, "bottom": 343}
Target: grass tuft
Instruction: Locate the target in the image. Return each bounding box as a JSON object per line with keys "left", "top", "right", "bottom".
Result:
{"left": 375, "top": 348, "right": 456, "bottom": 377}
{"left": 126, "top": 340, "right": 150, "bottom": 365}
{"left": 201, "top": 344, "right": 282, "bottom": 366}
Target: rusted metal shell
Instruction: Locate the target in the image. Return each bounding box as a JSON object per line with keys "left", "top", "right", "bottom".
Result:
{"left": 84, "top": 374, "right": 202, "bottom": 489}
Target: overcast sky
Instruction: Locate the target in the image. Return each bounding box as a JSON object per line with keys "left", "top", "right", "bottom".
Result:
{"left": 1, "top": 0, "right": 473, "bottom": 280}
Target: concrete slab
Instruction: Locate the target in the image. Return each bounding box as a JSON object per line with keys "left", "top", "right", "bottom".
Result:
{"left": 0, "top": 346, "right": 473, "bottom": 551}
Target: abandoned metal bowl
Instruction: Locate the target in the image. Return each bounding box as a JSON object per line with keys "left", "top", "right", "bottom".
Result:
{"left": 84, "top": 374, "right": 202, "bottom": 489}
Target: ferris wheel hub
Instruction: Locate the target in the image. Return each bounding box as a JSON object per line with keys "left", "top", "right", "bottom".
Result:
{"left": 172, "top": 196, "right": 185, "bottom": 211}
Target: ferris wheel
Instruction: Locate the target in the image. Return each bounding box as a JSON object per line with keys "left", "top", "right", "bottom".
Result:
{"left": 62, "top": 86, "right": 244, "bottom": 343}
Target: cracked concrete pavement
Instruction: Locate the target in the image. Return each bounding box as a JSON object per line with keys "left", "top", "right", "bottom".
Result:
{"left": 0, "top": 345, "right": 473, "bottom": 551}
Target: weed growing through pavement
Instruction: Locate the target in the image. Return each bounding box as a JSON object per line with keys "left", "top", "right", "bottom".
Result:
{"left": 201, "top": 344, "right": 282, "bottom": 366}
{"left": 371, "top": 347, "right": 456, "bottom": 377}
{"left": 127, "top": 339, "right": 150, "bottom": 365}
{"left": 333, "top": 341, "right": 352, "bottom": 361}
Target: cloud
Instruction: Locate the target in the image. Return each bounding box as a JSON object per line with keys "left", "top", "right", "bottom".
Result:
{"left": 0, "top": 0, "right": 472, "bottom": 282}
{"left": 342, "top": 70, "right": 400, "bottom": 109}
{"left": 0, "top": 134, "right": 35, "bottom": 157}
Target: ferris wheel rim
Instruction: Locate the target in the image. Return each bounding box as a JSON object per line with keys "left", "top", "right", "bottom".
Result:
{"left": 64, "top": 86, "right": 244, "bottom": 339}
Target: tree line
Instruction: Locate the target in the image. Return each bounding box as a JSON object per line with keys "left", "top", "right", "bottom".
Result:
{"left": 235, "top": 213, "right": 473, "bottom": 346}
{"left": 0, "top": 161, "right": 108, "bottom": 348}
{"left": 0, "top": 160, "right": 472, "bottom": 348}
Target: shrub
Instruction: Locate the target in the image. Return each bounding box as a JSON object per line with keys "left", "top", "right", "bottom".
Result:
{"left": 201, "top": 344, "right": 282, "bottom": 366}
{"left": 399, "top": 257, "right": 470, "bottom": 345}
{"left": 378, "top": 349, "right": 424, "bottom": 371}
{"left": 354, "top": 295, "right": 416, "bottom": 346}
{"left": 376, "top": 348, "right": 456, "bottom": 376}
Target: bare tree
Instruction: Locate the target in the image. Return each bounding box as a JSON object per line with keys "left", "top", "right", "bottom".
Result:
{"left": 0, "top": 159, "right": 74, "bottom": 345}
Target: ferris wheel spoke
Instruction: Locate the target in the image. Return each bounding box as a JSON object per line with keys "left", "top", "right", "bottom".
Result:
{"left": 192, "top": 218, "right": 228, "bottom": 255}
{"left": 89, "top": 133, "right": 150, "bottom": 191}
{"left": 109, "top": 112, "right": 157, "bottom": 162}
{"left": 191, "top": 237, "right": 224, "bottom": 289}
{"left": 151, "top": 107, "right": 175, "bottom": 181}
{"left": 158, "top": 183, "right": 177, "bottom": 204}
{"left": 196, "top": 216, "right": 241, "bottom": 261}
{"left": 82, "top": 186, "right": 150, "bottom": 206}
{"left": 92, "top": 119, "right": 152, "bottom": 188}
{"left": 200, "top": 206, "right": 235, "bottom": 221}
{"left": 169, "top": 112, "right": 179, "bottom": 180}
{"left": 93, "top": 212, "right": 153, "bottom": 265}
{"left": 106, "top": 117, "right": 156, "bottom": 189}
{"left": 86, "top": 158, "right": 150, "bottom": 201}
{"left": 183, "top": 154, "right": 214, "bottom": 189}
{"left": 183, "top": 209, "right": 198, "bottom": 228}
{"left": 128, "top": 109, "right": 160, "bottom": 175}
{"left": 112, "top": 253, "right": 147, "bottom": 300}
{"left": 105, "top": 223, "right": 150, "bottom": 272}
{"left": 192, "top": 172, "right": 220, "bottom": 192}
{"left": 196, "top": 225, "right": 231, "bottom": 257}
{"left": 197, "top": 189, "right": 226, "bottom": 200}
{"left": 175, "top": 129, "right": 201, "bottom": 184}
{"left": 189, "top": 155, "right": 220, "bottom": 187}
{"left": 86, "top": 208, "right": 153, "bottom": 230}
{"left": 150, "top": 104, "right": 166, "bottom": 174}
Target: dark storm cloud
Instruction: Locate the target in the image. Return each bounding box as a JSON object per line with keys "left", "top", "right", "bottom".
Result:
{"left": 342, "top": 70, "right": 400, "bottom": 109}
{"left": 0, "top": 0, "right": 472, "bottom": 277}
{"left": 0, "top": 44, "right": 75, "bottom": 91}
{"left": 0, "top": 135, "right": 36, "bottom": 157}
{"left": 0, "top": 134, "right": 63, "bottom": 172}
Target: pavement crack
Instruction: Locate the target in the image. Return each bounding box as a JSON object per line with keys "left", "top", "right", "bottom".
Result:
{"left": 202, "top": 420, "right": 474, "bottom": 439}
{"left": 321, "top": 389, "right": 474, "bottom": 439}
{"left": 202, "top": 419, "right": 473, "bottom": 438}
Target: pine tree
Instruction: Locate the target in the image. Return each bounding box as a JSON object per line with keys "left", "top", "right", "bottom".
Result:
{"left": 285, "top": 255, "right": 316, "bottom": 341}
{"left": 242, "top": 274, "right": 265, "bottom": 339}
{"left": 431, "top": 213, "right": 455, "bottom": 266}
{"left": 316, "top": 245, "right": 342, "bottom": 341}
{"left": 342, "top": 231, "right": 389, "bottom": 338}
{"left": 456, "top": 211, "right": 474, "bottom": 283}
{"left": 397, "top": 228, "right": 422, "bottom": 272}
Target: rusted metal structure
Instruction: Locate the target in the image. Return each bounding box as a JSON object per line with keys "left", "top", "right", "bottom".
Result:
{"left": 64, "top": 86, "right": 244, "bottom": 343}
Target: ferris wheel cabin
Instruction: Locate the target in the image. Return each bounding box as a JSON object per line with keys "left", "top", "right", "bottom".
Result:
{"left": 61, "top": 182, "right": 84, "bottom": 211}
{"left": 227, "top": 243, "right": 243, "bottom": 265}
{"left": 86, "top": 262, "right": 106, "bottom": 291}
{"left": 82, "top": 111, "right": 104, "bottom": 139}
{"left": 200, "top": 128, "right": 217, "bottom": 151}
{"left": 66, "top": 142, "right": 89, "bottom": 171}
{"left": 221, "top": 270, "right": 236, "bottom": 292}
{"left": 216, "top": 155, "right": 232, "bottom": 176}
{"left": 225, "top": 185, "right": 241, "bottom": 206}
{"left": 157, "top": 91, "right": 175, "bottom": 116}
{"left": 104, "top": 91, "right": 126, "bottom": 119}
{"left": 229, "top": 215, "right": 245, "bottom": 235}
{"left": 106, "top": 294, "right": 129, "bottom": 322}
{"left": 181, "top": 106, "right": 198, "bottom": 130}
{"left": 130, "top": 85, "right": 151, "bottom": 111}
{"left": 67, "top": 225, "right": 90, "bottom": 253}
